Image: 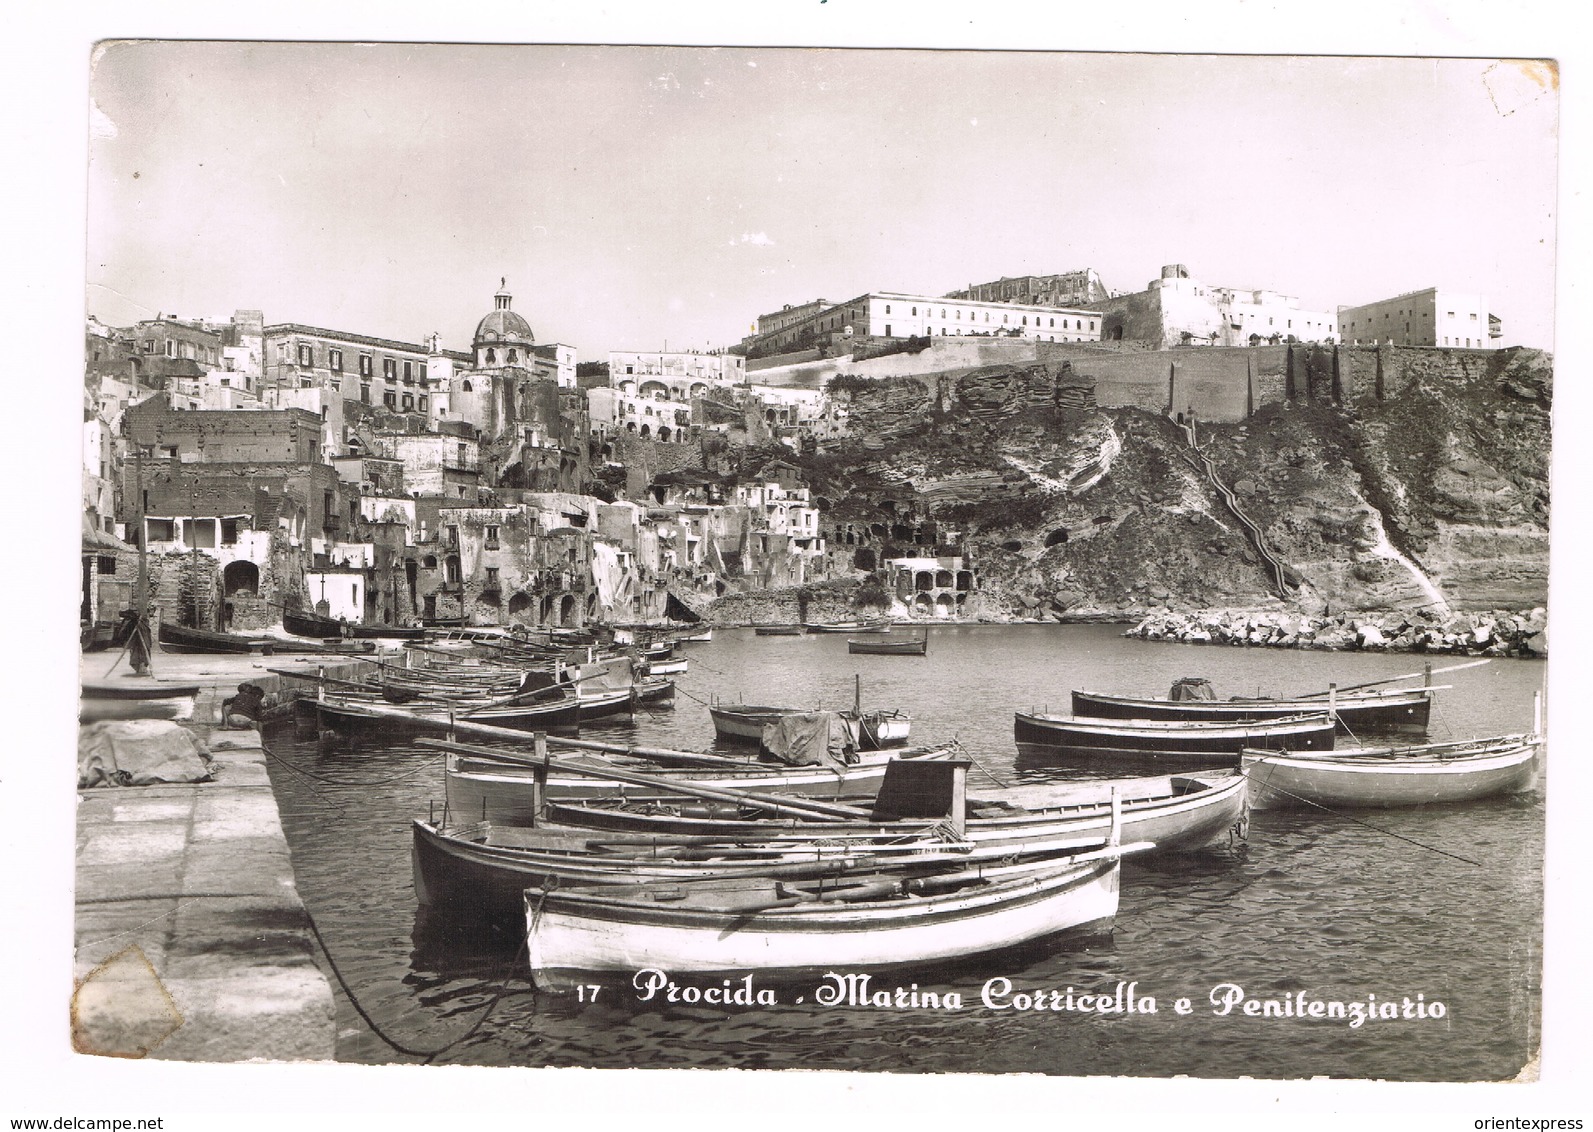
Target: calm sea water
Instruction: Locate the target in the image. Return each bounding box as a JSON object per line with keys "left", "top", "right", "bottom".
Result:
{"left": 264, "top": 624, "right": 1545, "bottom": 1079}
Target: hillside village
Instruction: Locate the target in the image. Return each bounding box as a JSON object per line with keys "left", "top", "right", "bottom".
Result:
{"left": 80, "top": 265, "right": 1549, "bottom": 642}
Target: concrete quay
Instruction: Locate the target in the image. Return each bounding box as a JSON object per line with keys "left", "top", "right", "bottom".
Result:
{"left": 74, "top": 649, "right": 391, "bottom": 1061}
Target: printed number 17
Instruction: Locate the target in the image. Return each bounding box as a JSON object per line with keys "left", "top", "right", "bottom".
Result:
{"left": 576, "top": 984, "right": 602, "bottom": 1002}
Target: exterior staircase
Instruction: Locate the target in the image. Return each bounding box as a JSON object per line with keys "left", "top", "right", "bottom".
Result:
{"left": 1179, "top": 421, "right": 1299, "bottom": 600}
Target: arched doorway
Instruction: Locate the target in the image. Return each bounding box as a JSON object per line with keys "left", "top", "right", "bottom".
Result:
{"left": 222, "top": 560, "right": 259, "bottom": 596}
{"left": 912, "top": 593, "right": 934, "bottom": 615}
{"left": 935, "top": 593, "right": 955, "bottom": 617}
{"left": 508, "top": 592, "right": 533, "bottom": 622}
{"left": 540, "top": 595, "right": 555, "bottom": 624}
{"left": 558, "top": 593, "right": 577, "bottom": 626}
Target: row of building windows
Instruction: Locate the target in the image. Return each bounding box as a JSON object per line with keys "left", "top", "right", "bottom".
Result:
{"left": 356, "top": 386, "right": 429, "bottom": 412}
{"left": 283, "top": 342, "right": 429, "bottom": 381}
{"left": 891, "top": 305, "right": 1097, "bottom": 333}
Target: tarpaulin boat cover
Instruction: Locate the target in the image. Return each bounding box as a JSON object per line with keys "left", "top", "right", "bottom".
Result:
{"left": 78, "top": 720, "right": 215, "bottom": 789}
{"left": 572, "top": 654, "right": 635, "bottom": 693}
{"left": 760, "top": 711, "right": 862, "bottom": 770}
{"left": 1170, "top": 677, "right": 1217, "bottom": 701}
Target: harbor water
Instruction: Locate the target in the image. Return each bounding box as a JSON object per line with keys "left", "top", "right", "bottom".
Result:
{"left": 264, "top": 623, "right": 1545, "bottom": 1079}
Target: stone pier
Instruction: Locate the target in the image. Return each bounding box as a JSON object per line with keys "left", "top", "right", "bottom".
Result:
{"left": 73, "top": 649, "right": 384, "bottom": 1061}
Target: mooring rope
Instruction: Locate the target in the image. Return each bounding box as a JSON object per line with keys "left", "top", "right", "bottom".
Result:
{"left": 1234, "top": 764, "right": 1482, "bottom": 866}
{"left": 304, "top": 909, "right": 530, "bottom": 1063}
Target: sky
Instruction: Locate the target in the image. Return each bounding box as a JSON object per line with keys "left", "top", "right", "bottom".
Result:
{"left": 86, "top": 45, "right": 1559, "bottom": 358}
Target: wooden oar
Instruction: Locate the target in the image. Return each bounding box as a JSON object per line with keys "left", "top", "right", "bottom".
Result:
{"left": 418, "top": 736, "right": 876, "bottom": 821}
{"left": 1291, "top": 659, "right": 1490, "bottom": 698}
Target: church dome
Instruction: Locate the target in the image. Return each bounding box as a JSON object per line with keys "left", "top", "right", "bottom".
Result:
{"left": 472, "top": 279, "right": 535, "bottom": 348}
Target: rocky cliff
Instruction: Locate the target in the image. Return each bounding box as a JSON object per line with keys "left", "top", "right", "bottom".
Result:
{"left": 742, "top": 347, "right": 1550, "bottom": 622}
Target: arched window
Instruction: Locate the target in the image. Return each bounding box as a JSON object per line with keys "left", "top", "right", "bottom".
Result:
{"left": 507, "top": 349, "right": 517, "bottom": 363}
{"left": 460, "top": 380, "right": 473, "bottom": 392}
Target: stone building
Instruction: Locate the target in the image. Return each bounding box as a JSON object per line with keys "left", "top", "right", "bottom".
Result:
{"left": 885, "top": 555, "right": 977, "bottom": 617}
{"left": 946, "top": 270, "right": 1111, "bottom": 309}
{"left": 1088, "top": 264, "right": 1339, "bottom": 348}
{"left": 1337, "top": 288, "right": 1500, "bottom": 349}
{"left": 744, "top": 291, "right": 1103, "bottom": 358}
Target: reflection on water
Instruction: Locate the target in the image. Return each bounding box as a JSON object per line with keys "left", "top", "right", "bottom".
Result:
{"left": 268, "top": 624, "right": 1545, "bottom": 1078}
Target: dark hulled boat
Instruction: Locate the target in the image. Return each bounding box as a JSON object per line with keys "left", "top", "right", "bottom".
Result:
{"left": 847, "top": 635, "right": 926, "bottom": 656}
{"left": 158, "top": 621, "right": 272, "bottom": 655}
{"left": 1014, "top": 710, "right": 1335, "bottom": 761}
{"left": 1071, "top": 678, "right": 1431, "bottom": 734}
{"left": 282, "top": 608, "right": 345, "bottom": 639}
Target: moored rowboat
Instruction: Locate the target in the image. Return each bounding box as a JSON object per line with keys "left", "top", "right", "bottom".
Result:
{"left": 847, "top": 636, "right": 926, "bottom": 656}
{"left": 523, "top": 844, "right": 1141, "bottom": 988}
{"left": 1015, "top": 710, "right": 1335, "bottom": 759}
{"left": 1071, "top": 684, "right": 1431, "bottom": 734}
{"left": 537, "top": 770, "right": 1247, "bottom": 851}
{"left": 1240, "top": 735, "right": 1539, "bottom": 810}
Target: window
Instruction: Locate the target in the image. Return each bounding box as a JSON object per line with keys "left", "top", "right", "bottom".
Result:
{"left": 97, "top": 555, "right": 116, "bottom": 575}
{"left": 297, "top": 343, "right": 313, "bottom": 366}
{"left": 1470, "top": 313, "right": 1478, "bottom": 321}
{"left": 885, "top": 304, "right": 891, "bottom": 314}
{"left": 360, "top": 354, "right": 372, "bottom": 376}
{"left": 220, "top": 518, "right": 239, "bottom": 546}
{"left": 884, "top": 324, "right": 892, "bottom": 336}
{"left": 460, "top": 380, "right": 473, "bottom": 392}
{"left": 506, "top": 349, "right": 517, "bottom": 363}
{"left": 403, "top": 361, "right": 413, "bottom": 382}
{"left": 165, "top": 340, "right": 175, "bottom": 357}
{"left": 418, "top": 395, "right": 429, "bottom": 411}
{"left": 484, "top": 567, "right": 499, "bottom": 588}
{"left": 383, "top": 358, "right": 396, "bottom": 380}
{"left": 911, "top": 307, "right": 917, "bottom": 316}
{"left": 419, "top": 363, "right": 427, "bottom": 380}
{"left": 360, "top": 384, "right": 371, "bottom": 404}
{"left": 384, "top": 390, "right": 396, "bottom": 408}
{"left": 486, "top": 348, "right": 496, "bottom": 365}
{"left": 485, "top": 524, "right": 500, "bottom": 547}
{"left": 329, "top": 349, "right": 342, "bottom": 372}
{"left": 401, "top": 393, "right": 414, "bottom": 411}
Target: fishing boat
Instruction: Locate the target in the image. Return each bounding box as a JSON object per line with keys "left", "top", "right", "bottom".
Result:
{"left": 708, "top": 704, "right": 911, "bottom": 750}
{"left": 282, "top": 607, "right": 346, "bottom": 639}
{"left": 314, "top": 682, "right": 640, "bottom": 738}
{"left": 848, "top": 632, "right": 927, "bottom": 657}
{"left": 537, "top": 769, "right": 1247, "bottom": 849}
{"left": 642, "top": 657, "right": 689, "bottom": 677}
{"left": 157, "top": 621, "right": 273, "bottom": 655}
{"left": 523, "top": 843, "right": 1141, "bottom": 988}
{"left": 804, "top": 619, "right": 891, "bottom": 634}
{"left": 1071, "top": 678, "right": 1432, "bottom": 734}
{"left": 441, "top": 741, "right": 953, "bottom": 821}
{"left": 753, "top": 624, "right": 802, "bottom": 636}
{"left": 80, "top": 679, "right": 202, "bottom": 722}
{"left": 1240, "top": 735, "right": 1539, "bottom": 811}
{"left": 1014, "top": 710, "right": 1335, "bottom": 760}
{"left": 675, "top": 628, "right": 713, "bottom": 643}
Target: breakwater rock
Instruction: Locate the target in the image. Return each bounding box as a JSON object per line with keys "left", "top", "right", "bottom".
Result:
{"left": 1127, "top": 607, "right": 1547, "bottom": 657}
